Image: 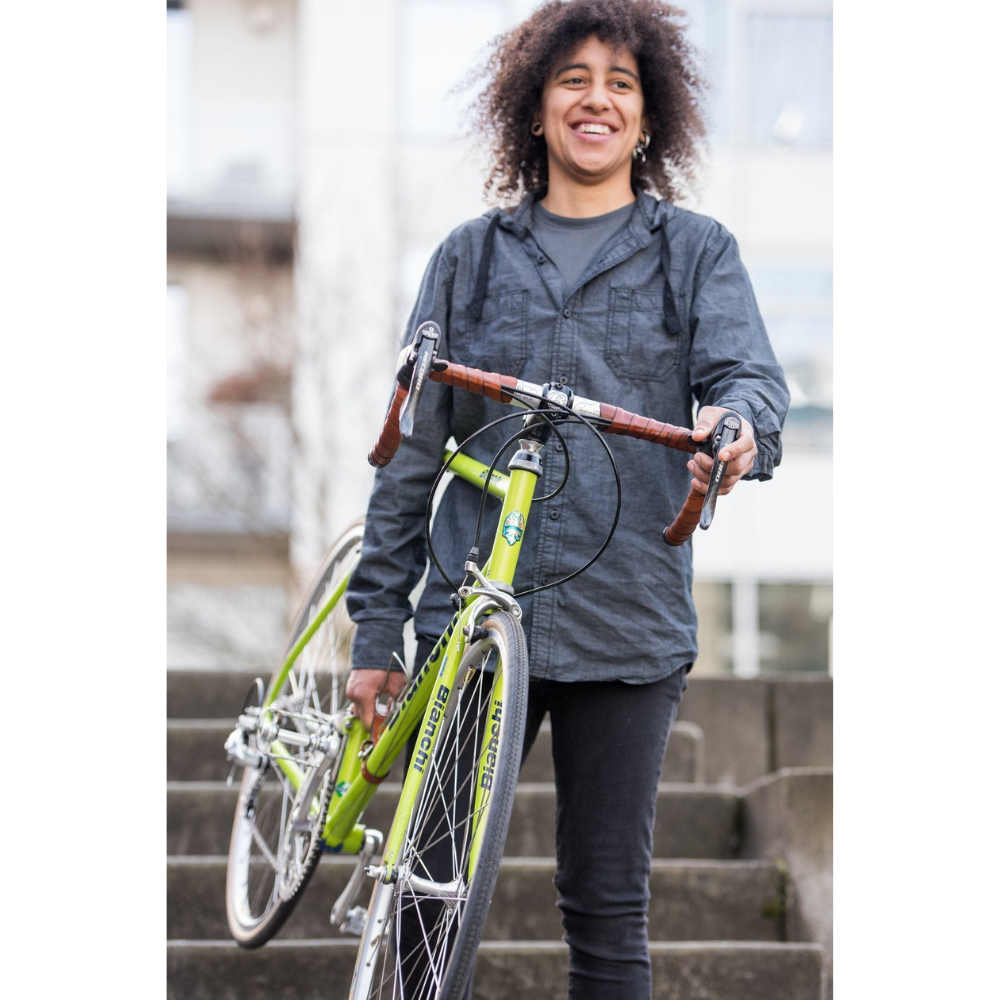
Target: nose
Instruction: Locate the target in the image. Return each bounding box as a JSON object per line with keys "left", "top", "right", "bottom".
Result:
{"left": 581, "top": 79, "right": 612, "bottom": 113}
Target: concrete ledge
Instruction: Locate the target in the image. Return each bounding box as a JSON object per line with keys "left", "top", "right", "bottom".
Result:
{"left": 676, "top": 676, "right": 833, "bottom": 786}
{"left": 740, "top": 767, "right": 832, "bottom": 958}
{"left": 476, "top": 941, "right": 829, "bottom": 1000}
{"left": 168, "top": 672, "right": 831, "bottom": 786}
{"left": 677, "top": 678, "right": 770, "bottom": 786}
{"left": 772, "top": 678, "right": 833, "bottom": 771}
{"left": 169, "top": 718, "right": 705, "bottom": 785}
{"left": 167, "top": 939, "right": 828, "bottom": 1000}
{"left": 168, "top": 670, "right": 263, "bottom": 720}
{"left": 167, "top": 782, "right": 741, "bottom": 859}
{"left": 167, "top": 856, "right": 783, "bottom": 943}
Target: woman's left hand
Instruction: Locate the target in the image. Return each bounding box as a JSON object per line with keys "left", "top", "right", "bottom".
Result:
{"left": 687, "top": 406, "right": 757, "bottom": 496}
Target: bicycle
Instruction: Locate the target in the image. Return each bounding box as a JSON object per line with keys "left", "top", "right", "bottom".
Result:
{"left": 222, "top": 320, "right": 741, "bottom": 1000}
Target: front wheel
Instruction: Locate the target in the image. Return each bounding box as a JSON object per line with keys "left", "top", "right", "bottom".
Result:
{"left": 225, "top": 519, "right": 364, "bottom": 948}
{"left": 350, "top": 609, "right": 529, "bottom": 1000}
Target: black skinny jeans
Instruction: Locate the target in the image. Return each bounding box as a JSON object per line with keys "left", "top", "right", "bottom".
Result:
{"left": 519, "top": 669, "right": 689, "bottom": 1000}
{"left": 403, "top": 637, "right": 689, "bottom": 1000}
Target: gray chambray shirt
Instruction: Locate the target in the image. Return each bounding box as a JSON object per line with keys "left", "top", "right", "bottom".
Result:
{"left": 346, "top": 190, "right": 789, "bottom": 684}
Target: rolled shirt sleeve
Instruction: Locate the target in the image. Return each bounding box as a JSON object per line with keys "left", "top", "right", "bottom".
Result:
{"left": 687, "top": 227, "right": 790, "bottom": 481}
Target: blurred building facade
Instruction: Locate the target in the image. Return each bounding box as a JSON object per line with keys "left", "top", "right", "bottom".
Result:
{"left": 166, "top": 0, "right": 832, "bottom": 676}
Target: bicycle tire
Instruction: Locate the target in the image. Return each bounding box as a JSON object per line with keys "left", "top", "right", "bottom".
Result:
{"left": 226, "top": 518, "right": 365, "bottom": 948}
{"left": 350, "top": 609, "right": 528, "bottom": 1000}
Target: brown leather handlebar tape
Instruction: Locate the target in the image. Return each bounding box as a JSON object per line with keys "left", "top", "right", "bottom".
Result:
{"left": 599, "top": 404, "right": 699, "bottom": 454}
{"left": 430, "top": 362, "right": 520, "bottom": 404}
{"left": 596, "top": 405, "right": 702, "bottom": 546}
{"left": 664, "top": 485, "right": 704, "bottom": 546}
{"left": 368, "top": 383, "right": 408, "bottom": 467}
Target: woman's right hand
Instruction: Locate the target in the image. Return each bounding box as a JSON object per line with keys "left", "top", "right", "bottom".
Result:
{"left": 345, "top": 666, "right": 408, "bottom": 736}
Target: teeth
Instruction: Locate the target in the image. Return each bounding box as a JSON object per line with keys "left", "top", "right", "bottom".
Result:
{"left": 577, "top": 123, "right": 611, "bottom": 135}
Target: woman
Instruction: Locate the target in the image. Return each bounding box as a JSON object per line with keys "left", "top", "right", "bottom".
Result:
{"left": 346, "top": 1, "right": 789, "bottom": 997}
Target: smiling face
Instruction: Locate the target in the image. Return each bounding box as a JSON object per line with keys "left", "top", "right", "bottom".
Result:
{"left": 536, "top": 35, "right": 645, "bottom": 202}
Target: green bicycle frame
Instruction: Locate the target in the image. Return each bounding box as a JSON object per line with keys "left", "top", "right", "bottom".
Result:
{"left": 310, "top": 446, "right": 531, "bottom": 873}
{"left": 260, "top": 550, "right": 362, "bottom": 790}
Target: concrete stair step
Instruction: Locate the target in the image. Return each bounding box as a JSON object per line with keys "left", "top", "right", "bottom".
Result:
{"left": 167, "top": 719, "right": 705, "bottom": 784}
{"left": 167, "top": 856, "right": 783, "bottom": 943}
{"left": 169, "top": 670, "right": 265, "bottom": 720}
{"left": 167, "top": 781, "right": 740, "bottom": 859}
{"left": 676, "top": 675, "right": 832, "bottom": 787}
{"left": 166, "top": 939, "right": 828, "bottom": 1000}
{"left": 166, "top": 670, "right": 833, "bottom": 788}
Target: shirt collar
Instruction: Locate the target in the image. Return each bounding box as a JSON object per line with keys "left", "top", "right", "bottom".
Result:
{"left": 497, "top": 188, "right": 669, "bottom": 239}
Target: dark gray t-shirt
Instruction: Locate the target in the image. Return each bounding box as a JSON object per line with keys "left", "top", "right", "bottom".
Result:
{"left": 531, "top": 200, "right": 634, "bottom": 290}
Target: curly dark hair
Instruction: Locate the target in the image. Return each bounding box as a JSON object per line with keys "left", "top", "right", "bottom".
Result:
{"left": 467, "top": 0, "right": 707, "bottom": 205}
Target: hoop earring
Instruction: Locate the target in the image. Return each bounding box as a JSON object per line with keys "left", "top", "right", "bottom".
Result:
{"left": 531, "top": 122, "right": 543, "bottom": 136}
{"left": 632, "top": 130, "right": 651, "bottom": 163}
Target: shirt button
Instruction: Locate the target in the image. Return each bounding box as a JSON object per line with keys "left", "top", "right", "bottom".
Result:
{"left": 541, "top": 576, "right": 550, "bottom": 586}
{"left": 562, "top": 308, "right": 571, "bottom": 318}
{"left": 560, "top": 373, "right": 569, "bottom": 383}
{"left": 549, "top": 509, "right": 560, "bottom": 520}
{"left": 537, "top": 254, "right": 546, "bottom": 263}
{"left": 555, "top": 442, "right": 564, "bottom": 452}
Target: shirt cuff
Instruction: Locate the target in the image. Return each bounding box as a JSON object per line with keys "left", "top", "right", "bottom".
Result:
{"left": 350, "top": 618, "right": 406, "bottom": 672}
{"left": 711, "top": 399, "right": 775, "bottom": 482}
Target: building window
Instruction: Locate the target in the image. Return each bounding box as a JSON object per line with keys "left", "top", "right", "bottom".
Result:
{"left": 694, "top": 578, "right": 832, "bottom": 676}
{"left": 758, "top": 581, "right": 832, "bottom": 673}
{"left": 745, "top": 12, "right": 832, "bottom": 147}
{"left": 693, "top": 580, "right": 734, "bottom": 675}
{"left": 748, "top": 264, "right": 833, "bottom": 447}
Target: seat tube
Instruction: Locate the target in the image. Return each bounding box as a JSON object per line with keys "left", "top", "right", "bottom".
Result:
{"left": 487, "top": 439, "right": 543, "bottom": 588}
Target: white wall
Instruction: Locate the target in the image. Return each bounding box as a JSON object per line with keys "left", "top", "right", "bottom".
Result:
{"left": 169, "top": 0, "right": 298, "bottom": 204}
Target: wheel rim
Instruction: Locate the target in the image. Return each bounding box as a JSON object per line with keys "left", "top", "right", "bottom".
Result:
{"left": 226, "top": 522, "right": 364, "bottom": 942}
{"left": 359, "top": 627, "right": 518, "bottom": 1000}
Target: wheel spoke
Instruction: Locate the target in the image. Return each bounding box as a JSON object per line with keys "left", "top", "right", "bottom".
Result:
{"left": 352, "top": 614, "right": 526, "bottom": 999}
{"left": 246, "top": 813, "right": 281, "bottom": 873}
{"left": 225, "top": 522, "right": 363, "bottom": 947}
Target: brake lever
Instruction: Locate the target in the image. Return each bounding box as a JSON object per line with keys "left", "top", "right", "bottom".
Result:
{"left": 398, "top": 321, "right": 440, "bottom": 440}
{"left": 697, "top": 412, "right": 742, "bottom": 530}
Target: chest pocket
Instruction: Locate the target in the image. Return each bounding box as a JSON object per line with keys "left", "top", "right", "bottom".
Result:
{"left": 605, "top": 287, "right": 681, "bottom": 381}
{"left": 454, "top": 288, "right": 529, "bottom": 373}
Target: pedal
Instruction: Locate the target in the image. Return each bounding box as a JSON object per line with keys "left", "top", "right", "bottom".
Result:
{"left": 339, "top": 906, "right": 367, "bottom": 936}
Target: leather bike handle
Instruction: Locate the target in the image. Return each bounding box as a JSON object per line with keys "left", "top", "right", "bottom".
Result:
{"left": 597, "top": 404, "right": 698, "bottom": 454}
{"left": 428, "top": 363, "right": 521, "bottom": 403}
{"left": 594, "top": 404, "right": 704, "bottom": 546}
{"left": 367, "top": 383, "right": 408, "bottom": 468}
{"left": 663, "top": 486, "right": 705, "bottom": 547}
